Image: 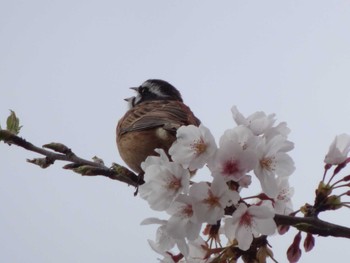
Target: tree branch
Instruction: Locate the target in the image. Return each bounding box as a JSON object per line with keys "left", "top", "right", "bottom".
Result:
{"left": 274, "top": 213, "right": 350, "bottom": 238}
{"left": 0, "top": 130, "right": 141, "bottom": 187}
{"left": 2, "top": 130, "right": 350, "bottom": 239}
{"left": 224, "top": 204, "right": 350, "bottom": 239}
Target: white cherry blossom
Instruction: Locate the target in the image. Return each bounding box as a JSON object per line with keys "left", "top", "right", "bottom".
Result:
{"left": 190, "top": 177, "right": 240, "bottom": 224}
{"left": 273, "top": 177, "right": 294, "bottom": 215}
{"left": 219, "top": 125, "right": 260, "bottom": 152}
{"left": 142, "top": 218, "right": 189, "bottom": 257}
{"left": 231, "top": 106, "right": 276, "bottom": 136}
{"left": 139, "top": 149, "right": 190, "bottom": 211}
{"left": 254, "top": 135, "right": 295, "bottom": 198}
{"left": 208, "top": 139, "right": 258, "bottom": 182}
{"left": 166, "top": 195, "right": 202, "bottom": 241}
{"left": 324, "top": 133, "right": 350, "bottom": 165}
{"left": 169, "top": 124, "right": 217, "bottom": 171}
{"left": 185, "top": 237, "right": 211, "bottom": 263}
{"left": 224, "top": 203, "right": 276, "bottom": 251}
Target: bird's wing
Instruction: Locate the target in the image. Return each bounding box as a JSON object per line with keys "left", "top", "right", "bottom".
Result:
{"left": 117, "top": 100, "right": 200, "bottom": 135}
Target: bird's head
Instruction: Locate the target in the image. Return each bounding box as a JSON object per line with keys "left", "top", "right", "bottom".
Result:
{"left": 126, "top": 79, "right": 183, "bottom": 107}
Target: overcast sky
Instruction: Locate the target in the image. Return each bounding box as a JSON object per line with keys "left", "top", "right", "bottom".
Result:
{"left": 1, "top": 1, "right": 350, "bottom": 262}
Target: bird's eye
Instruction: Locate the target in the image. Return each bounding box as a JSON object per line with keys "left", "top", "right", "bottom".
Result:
{"left": 139, "top": 86, "right": 148, "bottom": 94}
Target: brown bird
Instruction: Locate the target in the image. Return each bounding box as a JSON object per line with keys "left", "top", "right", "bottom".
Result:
{"left": 116, "top": 79, "right": 201, "bottom": 174}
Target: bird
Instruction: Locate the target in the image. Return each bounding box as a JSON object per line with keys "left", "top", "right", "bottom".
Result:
{"left": 116, "top": 79, "right": 201, "bottom": 174}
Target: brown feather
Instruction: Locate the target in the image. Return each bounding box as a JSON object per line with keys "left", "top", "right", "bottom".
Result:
{"left": 117, "top": 100, "right": 200, "bottom": 136}
{"left": 116, "top": 99, "right": 200, "bottom": 173}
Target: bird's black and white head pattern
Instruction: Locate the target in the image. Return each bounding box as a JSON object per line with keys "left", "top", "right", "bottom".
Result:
{"left": 128, "top": 79, "right": 183, "bottom": 107}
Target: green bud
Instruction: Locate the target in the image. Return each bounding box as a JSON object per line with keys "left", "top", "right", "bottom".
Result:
{"left": 6, "top": 110, "right": 22, "bottom": 135}
{"left": 324, "top": 195, "right": 342, "bottom": 210}
{"left": 72, "top": 165, "right": 97, "bottom": 175}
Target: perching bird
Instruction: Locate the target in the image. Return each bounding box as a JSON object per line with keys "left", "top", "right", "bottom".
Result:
{"left": 116, "top": 79, "right": 201, "bottom": 173}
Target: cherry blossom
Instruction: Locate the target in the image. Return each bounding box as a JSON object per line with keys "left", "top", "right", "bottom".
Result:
{"left": 169, "top": 124, "right": 217, "bottom": 171}
{"left": 231, "top": 106, "right": 276, "bottom": 136}
{"left": 166, "top": 195, "right": 202, "bottom": 241}
{"left": 264, "top": 121, "right": 290, "bottom": 139}
{"left": 273, "top": 177, "right": 294, "bottom": 215}
{"left": 190, "top": 177, "right": 240, "bottom": 224}
{"left": 324, "top": 133, "right": 350, "bottom": 165}
{"left": 185, "top": 237, "right": 211, "bottom": 263}
{"left": 139, "top": 149, "right": 190, "bottom": 211}
{"left": 142, "top": 218, "right": 189, "bottom": 257}
{"left": 254, "top": 135, "right": 295, "bottom": 198}
{"left": 141, "top": 148, "right": 171, "bottom": 171}
{"left": 224, "top": 203, "right": 277, "bottom": 251}
{"left": 219, "top": 125, "right": 259, "bottom": 151}
{"left": 208, "top": 139, "right": 258, "bottom": 182}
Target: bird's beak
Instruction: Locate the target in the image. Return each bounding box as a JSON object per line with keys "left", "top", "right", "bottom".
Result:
{"left": 129, "top": 87, "right": 138, "bottom": 92}
{"left": 124, "top": 96, "right": 134, "bottom": 102}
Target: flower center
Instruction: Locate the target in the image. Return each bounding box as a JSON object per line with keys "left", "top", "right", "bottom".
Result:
{"left": 167, "top": 176, "right": 181, "bottom": 191}
{"left": 239, "top": 211, "right": 252, "bottom": 227}
{"left": 204, "top": 190, "right": 220, "bottom": 208}
{"left": 222, "top": 159, "right": 239, "bottom": 175}
{"left": 260, "top": 157, "right": 275, "bottom": 171}
{"left": 277, "top": 188, "right": 288, "bottom": 201}
{"left": 182, "top": 204, "right": 194, "bottom": 218}
{"left": 191, "top": 138, "right": 207, "bottom": 155}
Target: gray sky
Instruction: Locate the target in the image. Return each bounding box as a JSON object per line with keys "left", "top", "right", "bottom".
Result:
{"left": 1, "top": 1, "right": 350, "bottom": 262}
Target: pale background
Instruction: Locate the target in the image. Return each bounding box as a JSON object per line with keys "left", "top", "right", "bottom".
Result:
{"left": 1, "top": 1, "right": 350, "bottom": 262}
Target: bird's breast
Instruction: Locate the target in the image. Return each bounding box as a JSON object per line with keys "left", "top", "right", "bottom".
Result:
{"left": 116, "top": 128, "right": 175, "bottom": 173}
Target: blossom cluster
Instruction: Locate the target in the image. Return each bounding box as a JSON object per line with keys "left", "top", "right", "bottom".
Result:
{"left": 139, "top": 106, "right": 296, "bottom": 262}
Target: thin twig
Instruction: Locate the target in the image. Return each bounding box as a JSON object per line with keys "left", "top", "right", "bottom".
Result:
{"left": 0, "top": 130, "right": 141, "bottom": 187}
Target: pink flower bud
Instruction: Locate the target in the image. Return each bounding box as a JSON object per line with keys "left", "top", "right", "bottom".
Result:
{"left": 303, "top": 233, "right": 315, "bottom": 252}
{"left": 287, "top": 232, "right": 302, "bottom": 263}
{"left": 277, "top": 224, "right": 290, "bottom": 235}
